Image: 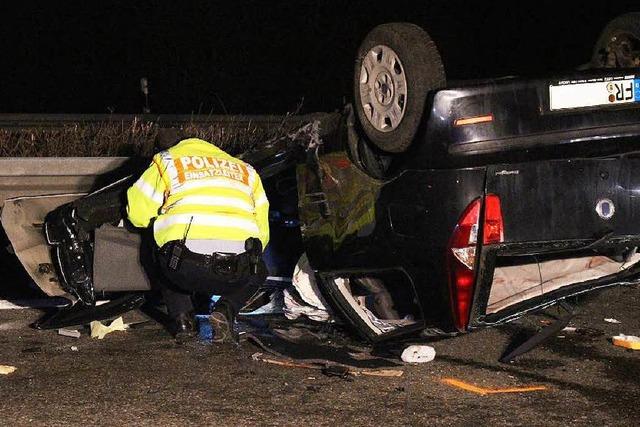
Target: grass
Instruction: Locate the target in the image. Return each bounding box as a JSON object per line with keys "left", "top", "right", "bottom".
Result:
{"left": 0, "top": 115, "right": 303, "bottom": 157}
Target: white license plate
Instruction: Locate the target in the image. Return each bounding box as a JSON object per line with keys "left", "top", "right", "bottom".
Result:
{"left": 549, "top": 76, "right": 639, "bottom": 111}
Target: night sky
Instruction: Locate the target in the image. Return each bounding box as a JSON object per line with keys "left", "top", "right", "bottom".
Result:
{"left": 1, "top": 1, "right": 639, "bottom": 114}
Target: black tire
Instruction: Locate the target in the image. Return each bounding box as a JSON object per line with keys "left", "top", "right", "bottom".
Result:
{"left": 354, "top": 23, "right": 445, "bottom": 153}
{"left": 345, "top": 104, "right": 393, "bottom": 179}
{"left": 591, "top": 13, "right": 640, "bottom": 68}
{"left": 355, "top": 135, "right": 393, "bottom": 179}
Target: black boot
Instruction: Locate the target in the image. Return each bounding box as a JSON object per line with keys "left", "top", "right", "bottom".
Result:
{"left": 172, "top": 312, "right": 196, "bottom": 343}
{"left": 210, "top": 301, "right": 237, "bottom": 344}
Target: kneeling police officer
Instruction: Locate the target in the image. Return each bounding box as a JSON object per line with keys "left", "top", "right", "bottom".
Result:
{"left": 126, "top": 129, "right": 269, "bottom": 342}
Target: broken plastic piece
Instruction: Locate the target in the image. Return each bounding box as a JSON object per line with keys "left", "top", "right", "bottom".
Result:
{"left": 0, "top": 365, "right": 17, "bottom": 375}
{"left": 500, "top": 301, "right": 574, "bottom": 363}
{"left": 90, "top": 317, "right": 128, "bottom": 339}
{"left": 441, "top": 378, "right": 547, "bottom": 395}
{"left": 34, "top": 293, "right": 145, "bottom": 330}
{"left": 604, "top": 318, "right": 621, "bottom": 324}
{"left": 612, "top": 334, "right": 640, "bottom": 350}
{"left": 401, "top": 345, "right": 436, "bottom": 363}
{"left": 58, "top": 328, "right": 81, "bottom": 338}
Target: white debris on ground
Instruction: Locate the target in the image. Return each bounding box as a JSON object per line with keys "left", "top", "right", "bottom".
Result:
{"left": 401, "top": 345, "right": 436, "bottom": 363}
{"left": 58, "top": 328, "right": 81, "bottom": 338}
{"left": 0, "top": 365, "right": 17, "bottom": 375}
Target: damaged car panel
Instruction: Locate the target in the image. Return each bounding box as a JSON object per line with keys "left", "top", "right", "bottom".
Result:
{"left": 2, "top": 193, "right": 85, "bottom": 298}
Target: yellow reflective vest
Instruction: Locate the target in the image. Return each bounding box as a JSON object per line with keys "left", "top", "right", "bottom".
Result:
{"left": 126, "top": 138, "right": 269, "bottom": 249}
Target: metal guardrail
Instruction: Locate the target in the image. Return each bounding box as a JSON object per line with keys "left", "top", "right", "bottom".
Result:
{"left": 0, "top": 113, "right": 314, "bottom": 129}
{"left": 0, "top": 112, "right": 332, "bottom": 207}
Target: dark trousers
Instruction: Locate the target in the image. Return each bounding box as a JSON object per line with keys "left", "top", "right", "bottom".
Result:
{"left": 155, "top": 243, "right": 266, "bottom": 319}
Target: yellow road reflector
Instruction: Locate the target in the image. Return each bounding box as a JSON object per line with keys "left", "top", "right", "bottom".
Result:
{"left": 441, "top": 377, "right": 547, "bottom": 395}
{"left": 612, "top": 334, "right": 640, "bottom": 350}
{"left": 0, "top": 365, "right": 17, "bottom": 375}
{"left": 454, "top": 114, "right": 494, "bottom": 127}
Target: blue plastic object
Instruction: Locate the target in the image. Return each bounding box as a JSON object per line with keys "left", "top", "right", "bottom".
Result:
{"left": 209, "top": 294, "right": 221, "bottom": 311}
{"left": 197, "top": 295, "right": 221, "bottom": 343}
{"left": 196, "top": 315, "right": 213, "bottom": 342}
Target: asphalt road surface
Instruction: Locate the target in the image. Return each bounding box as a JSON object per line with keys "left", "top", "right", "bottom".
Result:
{"left": 0, "top": 285, "right": 638, "bottom": 426}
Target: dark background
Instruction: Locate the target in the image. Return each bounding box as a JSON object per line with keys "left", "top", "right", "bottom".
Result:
{"left": 1, "top": 0, "right": 639, "bottom": 114}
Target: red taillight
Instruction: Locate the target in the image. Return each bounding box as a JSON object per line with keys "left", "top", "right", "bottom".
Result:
{"left": 483, "top": 194, "right": 504, "bottom": 245}
{"left": 447, "top": 198, "right": 481, "bottom": 331}
{"left": 447, "top": 195, "right": 504, "bottom": 331}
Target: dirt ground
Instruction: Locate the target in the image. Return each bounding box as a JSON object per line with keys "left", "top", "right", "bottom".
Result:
{"left": 0, "top": 285, "right": 638, "bottom": 426}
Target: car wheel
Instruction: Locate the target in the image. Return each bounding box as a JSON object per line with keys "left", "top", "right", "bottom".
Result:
{"left": 591, "top": 13, "right": 640, "bottom": 68}
{"left": 354, "top": 23, "right": 446, "bottom": 153}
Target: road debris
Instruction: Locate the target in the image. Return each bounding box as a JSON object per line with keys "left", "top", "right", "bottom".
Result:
{"left": 612, "top": 334, "right": 640, "bottom": 350}
{"left": 401, "top": 345, "right": 436, "bottom": 363}
{"left": 353, "top": 369, "right": 403, "bottom": 378}
{"left": 604, "top": 318, "right": 621, "bottom": 324}
{"left": 0, "top": 365, "right": 17, "bottom": 375}
{"left": 247, "top": 331, "right": 401, "bottom": 370}
{"left": 58, "top": 328, "right": 81, "bottom": 338}
{"left": 70, "top": 346, "right": 79, "bottom": 352}
{"left": 560, "top": 326, "right": 610, "bottom": 339}
{"left": 251, "top": 352, "right": 403, "bottom": 378}
{"left": 441, "top": 378, "right": 547, "bottom": 395}
{"left": 90, "top": 317, "right": 128, "bottom": 339}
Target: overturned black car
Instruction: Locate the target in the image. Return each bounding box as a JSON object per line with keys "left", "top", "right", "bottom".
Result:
{"left": 5, "top": 19, "right": 640, "bottom": 346}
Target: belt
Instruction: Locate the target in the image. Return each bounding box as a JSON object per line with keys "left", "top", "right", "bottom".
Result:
{"left": 162, "top": 242, "right": 249, "bottom": 274}
{"left": 183, "top": 249, "right": 250, "bottom": 267}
